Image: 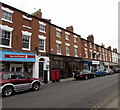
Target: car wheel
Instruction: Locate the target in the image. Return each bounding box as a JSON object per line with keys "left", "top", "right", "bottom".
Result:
{"left": 2, "top": 86, "right": 13, "bottom": 97}
{"left": 32, "top": 83, "right": 40, "bottom": 91}
{"left": 85, "top": 76, "right": 88, "bottom": 80}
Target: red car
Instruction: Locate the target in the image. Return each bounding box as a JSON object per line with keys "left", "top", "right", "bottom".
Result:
{"left": 0, "top": 72, "right": 41, "bottom": 97}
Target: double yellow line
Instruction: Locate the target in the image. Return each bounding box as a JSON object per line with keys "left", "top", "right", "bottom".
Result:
{"left": 90, "top": 91, "right": 119, "bottom": 110}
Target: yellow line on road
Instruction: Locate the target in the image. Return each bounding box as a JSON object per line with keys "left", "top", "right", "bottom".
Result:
{"left": 90, "top": 91, "right": 118, "bottom": 110}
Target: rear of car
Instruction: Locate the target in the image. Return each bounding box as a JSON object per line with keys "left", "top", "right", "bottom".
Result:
{"left": 74, "top": 70, "right": 95, "bottom": 80}
{"left": 105, "top": 69, "right": 114, "bottom": 75}
{"left": 95, "top": 69, "right": 106, "bottom": 76}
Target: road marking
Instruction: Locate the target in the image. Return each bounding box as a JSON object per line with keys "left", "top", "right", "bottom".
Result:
{"left": 90, "top": 90, "right": 118, "bottom": 110}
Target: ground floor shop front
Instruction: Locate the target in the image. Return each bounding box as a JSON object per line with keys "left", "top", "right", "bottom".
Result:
{"left": 50, "top": 55, "right": 82, "bottom": 79}
{"left": 0, "top": 50, "right": 50, "bottom": 82}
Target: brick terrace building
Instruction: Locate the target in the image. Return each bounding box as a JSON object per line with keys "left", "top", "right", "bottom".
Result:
{"left": 0, "top": 2, "right": 119, "bottom": 81}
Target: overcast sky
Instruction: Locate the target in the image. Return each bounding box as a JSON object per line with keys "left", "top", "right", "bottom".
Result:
{"left": 1, "top": 0, "right": 119, "bottom": 51}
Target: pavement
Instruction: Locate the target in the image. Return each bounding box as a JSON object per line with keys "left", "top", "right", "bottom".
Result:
{"left": 41, "top": 77, "right": 74, "bottom": 86}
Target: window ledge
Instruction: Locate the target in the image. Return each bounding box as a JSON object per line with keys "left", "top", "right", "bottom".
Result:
{"left": 39, "top": 50, "right": 46, "bottom": 53}
{"left": 57, "top": 53, "right": 62, "bottom": 55}
{"left": 2, "top": 18, "right": 13, "bottom": 23}
{"left": 66, "top": 54, "right": 70, "bottom": 56}
{"left": 56, "top": 36, "right": 61, "bottom": 38}
{"left": 75, "top": 55, "right": 78, "bottom": 57}
{"left": 22, "top": 48, "right": 31, "bottom": 51}
{"left": 39, "top": 30, "right": 46, "bottom": 33}
{"left": 0, "top": 45, "right": 12, "bottom": 48}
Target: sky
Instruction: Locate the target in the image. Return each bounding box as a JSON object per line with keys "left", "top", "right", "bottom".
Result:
{"left": 1, "top": 0, "right": 119, "bottom": 52}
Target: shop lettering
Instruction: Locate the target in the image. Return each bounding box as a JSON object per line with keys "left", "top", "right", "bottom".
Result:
{"left": 5, "top": 55, "right": 35, "bottom": 58}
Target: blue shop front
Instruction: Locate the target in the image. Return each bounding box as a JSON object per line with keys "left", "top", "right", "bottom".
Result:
{"left": 82, "top": 60, "right": 92, "bottom": 70}
{"left": 0, "top": 50, "right": 36, "bottom": 77}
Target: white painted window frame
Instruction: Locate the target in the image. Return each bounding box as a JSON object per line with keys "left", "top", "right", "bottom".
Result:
{"left": 22, "top": 31, "right": 32, "bottom": 51}
{"left": 38, "top": 35, "right": 46, "bottom": 52}
{"left": 0, "top": 24, "right": 13, "bottom": 48}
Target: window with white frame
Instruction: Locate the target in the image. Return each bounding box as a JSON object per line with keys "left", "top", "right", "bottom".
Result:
{"left": 102, "top": 48, "right": 104, "bottom": 52}
{"left": 105, "top": 54, "right": 108, "bottom": 61}
{"left": 90, "top": 50, "right": 93, "bottom": 59}
{"left": 56, "top": 28, "right": 61, "bottom": 38}
{"left": 56, "top": 31, "right": 61, "bottom": 38}
{"left": 84, "top": 49, "right": 88, "bottom": 58}
{"left": 0, "top": 29, "right": 11, "bottom": 46}
{"left": 65, "top": 34, "right": 70, "bottom": 41}
{"left": 22, "top": 31, "right": 32, "bottom": 50}
{"left": 66, "top": 46, "right": 70, "bottom": 55}
{"left": 2, "top": 7, "right": 14, "bottom": 23}
{"left": 56, "top": 43, "right": 61, "bottom": 54}
{"left": 99, "top": 47, "right": 101, "bottom": 51}
{"left": 74, "top": 36, "right": 77, "bottom": 43}
{"left": 39, "top": 22, "right": 46, "bottom": 33}
{"left": 84, "top": 41, "right": 87, "bottom": 47}
{"left": 94, "top": 45, "right": 96, "bottom": 50}
{"left": 22, "top": 35, "right": 30, "bottom": 50}
{"left": 74, "top": 47, "right": 78, "bottom": 56}
{"left": 39, "top": 39, "right": 45, "bottom": 51}
{"left": 89, "top": 42, "right": 92, "bottom": 48}
{"left": 0, "top": 24, "right": 13, "bottom": 48}
{"left": 38, "top": 35, "right": 46, "bottom": 52}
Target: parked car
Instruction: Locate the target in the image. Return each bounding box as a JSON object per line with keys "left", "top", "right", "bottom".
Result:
{"left": 95, "top": 69, "right": 106, "bottom": 76}
{"left": 104, "top": 69, "right": 114, "bottom": 75}
{"left": 114, "top": 68, "right": 120, "bottom": 73}
{"left": 0, "top": 72, "right": 41, "bottom": 97}
{"left": 74, "top": 70, "right": 96, "bottom": 80}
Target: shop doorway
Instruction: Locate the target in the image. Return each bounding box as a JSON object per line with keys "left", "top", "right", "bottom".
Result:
{"left": 39, "top": 58, "right": 44, "bottom": 79}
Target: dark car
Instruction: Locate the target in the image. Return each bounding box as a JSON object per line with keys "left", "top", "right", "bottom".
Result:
{"left": 74, "top": 70, "right": 96, "bottom": 80}
{"left": 104, "top": 69, "right": 114, "bottom": 75}
{"left": 0, "top": 72, "right": 41, "bottom": 97}
{"left": 95, "top": 69, "right": 106, "bottom": 76}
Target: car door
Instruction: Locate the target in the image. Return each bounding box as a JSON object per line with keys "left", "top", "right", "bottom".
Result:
{"left": 14, "top": 73, "right": 32, "bottom": 92}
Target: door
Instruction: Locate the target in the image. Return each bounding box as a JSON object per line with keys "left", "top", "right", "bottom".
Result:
{"left": 39, "top": 62, "right": 44, "bottom": 79}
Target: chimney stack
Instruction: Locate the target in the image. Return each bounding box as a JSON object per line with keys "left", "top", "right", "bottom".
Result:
{"left": 107, "top": 46, "right": 111, "bottom": 50}
{"left": 32, "top": 9, "right": 42, "bottom": 18}
{"left": 66, "top": 26, "right": 74, "bottom": 32}
{"left": 87, "top": 34, "right": 94, "bottom": 43}
{"left": 113, "top": 48, "right": 117, "bottom": 53}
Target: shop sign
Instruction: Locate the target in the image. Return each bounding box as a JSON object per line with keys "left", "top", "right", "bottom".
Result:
{"left": 5, "top": 55, "right": 35, "bottom": 58}
{"left": 92, "top": 61, "right": 100, "bottom": 65}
